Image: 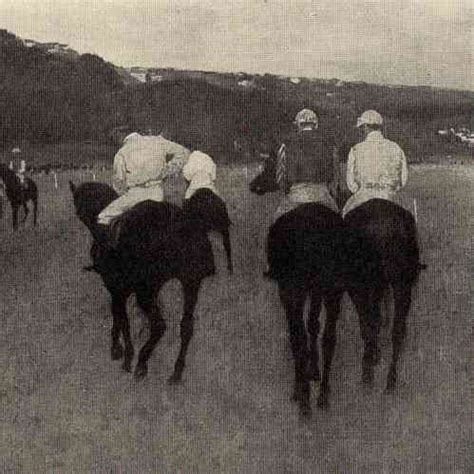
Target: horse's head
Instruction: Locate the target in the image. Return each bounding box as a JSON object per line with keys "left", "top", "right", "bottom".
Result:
{"left": 249, "top": 151, "right": 280, "bottom": 195}
{"left": 70, "top": 180, "right": 118, "bottom": 230}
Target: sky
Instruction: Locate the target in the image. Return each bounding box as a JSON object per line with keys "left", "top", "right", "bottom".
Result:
{"left": 2, "top": 0, "right": 472, "bottom": 90}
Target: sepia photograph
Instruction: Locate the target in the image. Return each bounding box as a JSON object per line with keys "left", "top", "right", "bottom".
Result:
{"left": 0, "top": 0, "right": 471, "bottom": 472}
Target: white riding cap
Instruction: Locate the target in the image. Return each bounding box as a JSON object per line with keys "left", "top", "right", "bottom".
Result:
{"left": 356, "top": 110, "right": 383, "bottom": 128}
{"left": 294, "top": 109, "right": 318, "bottom": 125}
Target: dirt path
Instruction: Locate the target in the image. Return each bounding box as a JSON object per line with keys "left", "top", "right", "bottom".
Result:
{"left": 0, "top": 166, "right": 471, "bottom": 473}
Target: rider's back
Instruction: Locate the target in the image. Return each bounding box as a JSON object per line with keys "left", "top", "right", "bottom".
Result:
{"left": 284, "top": 129, "right": 335, "bottom": 185}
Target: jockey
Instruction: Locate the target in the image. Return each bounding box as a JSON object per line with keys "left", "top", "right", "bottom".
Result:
{"left": 273, "top": 108, "right": 340, "bottom": 221}
{"left": 342, "top": 110, "right": 408, "bottom": 218}
{"left": 95, "top": 128, "right": 190, "bottom": 244}
{"left": 9, "top": 147, "right": 27, "bottom": 187}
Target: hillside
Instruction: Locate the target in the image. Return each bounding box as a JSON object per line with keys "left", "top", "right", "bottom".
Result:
{"left": 0, "top": 29, "right": 125, "bottom": 145}
{"left": 118, "top": 70, "right": 471, "bottom": 162}
{"left": 0, "top": 29, "right": 471, "bottom": 163}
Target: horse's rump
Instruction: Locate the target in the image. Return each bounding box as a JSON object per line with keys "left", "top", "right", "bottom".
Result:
{"left": 114, "top": 200, "right": 215, "bottom": 280}
{"left": 267, "top": 203, "right": 346, "bottom": 285}
{"left": 183, "top": 189, "right": 231, "bottom": 231}
{"left": 344, "top": 199, "right": 421, "bottom": 284}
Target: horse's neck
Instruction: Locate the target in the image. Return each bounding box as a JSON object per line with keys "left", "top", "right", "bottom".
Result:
{"left": 0, "top": 168, "right": 20, "bottom": 188}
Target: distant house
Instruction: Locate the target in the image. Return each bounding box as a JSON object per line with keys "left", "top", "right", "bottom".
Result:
{"left": 238, "top": 79, "right": 256, "bottom": 88}
{"left": 289, "top": 77, "right": 301, "bottom": 84}
{"left": 23, "top": 39, "right": 37, "bottom": 48}
{"left": 129, "top": 71, "right": 148, "bottom": 83}
{"left": 148, "top": 74, "right": 163, "bottom": 83}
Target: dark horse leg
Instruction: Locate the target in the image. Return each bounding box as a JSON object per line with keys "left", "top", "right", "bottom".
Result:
{"left": 111, "top": 293, "right": 134, "bottom": 372}
{"left": 306, "top": 285, "right": 322, "bottom": 381}
{"left": 22, "top": 201, "right": 29, "bottom": 224}
{"left": 32, "top": 194, "right": 38, "bottom": 227}
{"left": 279, "top": 284, "right": 311, "bottom": 417}
{"left": 168, "top": 278, "right": 202, "bottom": 384}
{"left": 134, "top": 285, "right": 167, "bottom": 381}
{"left": 349, "top": 287, "right": 383, "bottom": 385}
{"left": 317, "top": 289, "right": 343, "bottom": 409}
{"left": 11, "top": 203, "right": 19, "bottom": 231}
{"left": 386, "top": 284, "right": 412, "bottom": 392}
{"left": 221, "top": 228, "right": 233, "bottom": 274}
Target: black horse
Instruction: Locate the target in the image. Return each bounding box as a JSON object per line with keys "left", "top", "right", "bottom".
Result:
{"left": 183, "top": 188, "right": 233, "bottom": 273}
{"left": 250, "top": 154, "right": 423, "bottom": 416}
{"left": 0, "top": 164, "right": 38, "bottom": 230}
{"left": 70, "top": 181, "right": 215, "bottom": 383}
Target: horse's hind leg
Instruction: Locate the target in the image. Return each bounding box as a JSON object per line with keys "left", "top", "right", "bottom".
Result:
{"left": 386, "top": 284, "right": 412, "bottom": 392}
{"left": 349, "top": 288, "right": 383, "bottom": 385}
{"left": 221, "top": 228, "right": 233, "bottom": 274}
{"left": 134, "top": 287, "right": 167, "bottom": 381}
{"left": 111, "top": 293, "right": 134, "bottom": 372}
{"left": 168, "top": 279, "right": 202, "bottom": 384}
{"left": 12, "top": 204, "right": 19, "bottom": 231}
{"left": 32, "top": 196, "right": 38, "bottom": 226}
{"left": 318, "top": 289, "right": 343, "bottom": 409}
{"left": 22, "top": 202, "right": 29, "bottom": 224}
{"left": 307, "top": 286, "right": 322, "bottom": 381}
{"left": 279, "top": 284, "right": 311, "bottom": 417}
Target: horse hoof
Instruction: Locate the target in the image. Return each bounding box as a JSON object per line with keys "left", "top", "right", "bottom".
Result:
{"left": 299, "top": 402, "right": 312, "bottom": 419}
{"left": 134, "top": 365, "right": 147, "bottom": 381}
{"left": 317, "top": 394, "right": 330, "bottom": 410}
{"left": 385, "top": 376, "right": 396, "bottom": 393}
{"left": 111, "top": 345, "right": 124, "bottom": 360}
{"left": 362, "top": 367, "right": 374, "bottom": 385}
{"left": 122, "top": 360, "right": 132, "bottom": 373}
{"left": 167, "top": 374, "right": 182, "bottom": 385}
{"left": 307, "top": 366, "right": 321, "bottom": 382}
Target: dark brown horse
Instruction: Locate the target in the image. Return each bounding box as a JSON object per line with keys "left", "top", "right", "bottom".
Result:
{"left": 0, "top": 164, "right": 38, "bottom": 230}
{"left": 70, "top": 181, "right": 215, "bottom": 383}
{"left": 250, "top": 153, "right": 424, "bottom": 416}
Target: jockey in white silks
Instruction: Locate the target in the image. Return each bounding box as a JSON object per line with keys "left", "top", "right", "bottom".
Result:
{"left": 97, "top": 131, "right": 190, "bottom": 225}
{"left": 182, "top": 150, "right": 220, "bottom": 199}
{"left": 342, "top": 110, "right": 408, "bottom": 218}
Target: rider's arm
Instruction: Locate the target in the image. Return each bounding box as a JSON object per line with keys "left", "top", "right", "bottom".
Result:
{"left": 112, "top": 151, "right": 127, "bottom": 195}
{"left": 346, "top": 148, "right": 359, "bottom": 193}
{"left": 158, "top": 141, "right": 190, "bottom": 181}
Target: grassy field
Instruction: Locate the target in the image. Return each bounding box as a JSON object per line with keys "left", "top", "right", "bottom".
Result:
{"left": 0, "top": 162, "right": 471, "bottom": 473}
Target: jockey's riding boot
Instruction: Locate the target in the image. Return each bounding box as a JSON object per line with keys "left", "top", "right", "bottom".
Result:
{"left": 263, "top": 263, "right": 273, "bottom": 279}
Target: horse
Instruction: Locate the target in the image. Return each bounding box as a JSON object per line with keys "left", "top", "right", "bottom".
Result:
{"left": 182, "top": 188, "right": 233, "bottom": 273}
{"left": 0, "top": 164, "right": 38, "bottom": 230}
{"left": 249, "top": 153, "right": 423, "bottom": 415}
{"left": 70, "top": 181, "right": 215, "bottom": 383}
{"left": 343, "top": 199, "right": 423, "bottom": 391}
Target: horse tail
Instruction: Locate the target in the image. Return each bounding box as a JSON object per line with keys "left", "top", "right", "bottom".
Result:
{"left": 33, "top": 191, "right": 38, "bottom": 226}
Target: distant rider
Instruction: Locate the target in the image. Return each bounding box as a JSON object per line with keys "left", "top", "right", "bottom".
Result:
{"left": 342, "top": 110, "right": 408, "bottom": 217}
{"left": 9, "top": 147, "right": 27, "bottom": 188}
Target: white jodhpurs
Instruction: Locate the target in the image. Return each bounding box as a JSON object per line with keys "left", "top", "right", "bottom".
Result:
{"left": 97, "top": 183, "right": 164, "bottom": 224}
